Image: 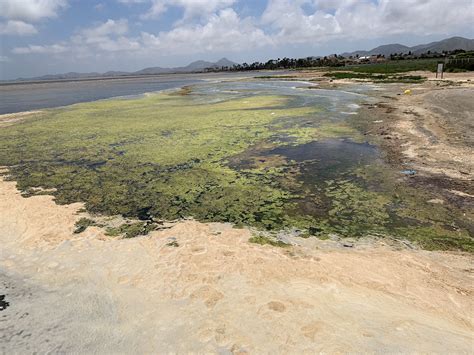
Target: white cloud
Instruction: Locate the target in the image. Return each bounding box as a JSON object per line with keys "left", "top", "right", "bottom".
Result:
{"left": 13, "top": 10, "right": 271, "bottom": 58}
{"left": 94, "top": 3, "right": 106, "bottom": 11}
{"left": 12, "top": 19, "right": 139, "bottom": 56}
{"left": 92, "top": 36, "right": 141, "bottom": 52}
{"left": 119, "top": 0, "right": 237, "bottom": 20}
{"left": 262, "top": 0, "right": 474, "bottom": 43}
{"left": 0, "top": 20, "right": 38, "bottom": 35}
{"left": 0, "top": 56, "right": 10, "bottom": 62}
{"left": 72, "top": 19, "right": 139, "bottom": 52}
{"left": 80, "top": 19, "right": 129, "bottom": 38}
{"left": 141, "top": 8, "right": 271, "bottom": 54}
{"left": 12, "top": 44, "right": 68, "bottom": 54}
{"left": 262, "top": 0, "right": 341, "bottom": 43}
{"left": 0, "top": 0, "right": 67, "bottom": 22}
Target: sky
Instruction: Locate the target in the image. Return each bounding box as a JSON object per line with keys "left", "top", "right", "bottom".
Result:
{"left": 1, "top": 0, "right": 473, "bottom": 80}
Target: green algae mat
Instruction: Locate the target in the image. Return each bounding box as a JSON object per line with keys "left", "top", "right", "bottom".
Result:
{"left": 0, "top": 83, "right": 472, "bottom": 251}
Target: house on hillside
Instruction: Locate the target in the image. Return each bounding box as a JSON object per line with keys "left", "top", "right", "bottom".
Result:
{"left": 357, "top": 55, "right": 386, "bottom": 64}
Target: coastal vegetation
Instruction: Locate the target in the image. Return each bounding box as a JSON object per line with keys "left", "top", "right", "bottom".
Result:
{"left": 321, "top": 72, "right": 425, "bottom": 82}
{"left": 248, "top": 235, "right": 290, "bottom": 247}
{"left": 340, "top": 59, "right": 439, "bottom": 73}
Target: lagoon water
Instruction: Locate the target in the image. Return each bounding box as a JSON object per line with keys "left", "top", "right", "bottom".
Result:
{"left": 1, "top": 73, "right": 379, "bottom": 187}
{"left": 0, "top": 71, "right": 260, "bottom": 114}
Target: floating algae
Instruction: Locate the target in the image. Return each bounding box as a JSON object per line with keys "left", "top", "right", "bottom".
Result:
{"left": 0, "top": 83, "right": 472, "bottom": 251}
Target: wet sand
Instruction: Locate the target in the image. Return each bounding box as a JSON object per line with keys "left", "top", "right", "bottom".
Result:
{"left": 355, "top": 75, "right": 474, "bottom": 231}
{"left": 369, "top": 83, "right": 474, "bottom": 182}
{"left": 1, "top": 177, "right": 473, "bottom": 353}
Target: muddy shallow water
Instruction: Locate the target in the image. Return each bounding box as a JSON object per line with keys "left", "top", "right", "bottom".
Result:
{"left": 265, "top": 139, "right": 379, "bottom": 179}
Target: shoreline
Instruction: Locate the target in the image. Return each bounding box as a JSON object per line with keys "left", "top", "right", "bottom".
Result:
{"left": 355, "top": 78, "right": 474, "bottom": 225}
{"left": 0, "top": 70, "right": 273, "bottom": 87}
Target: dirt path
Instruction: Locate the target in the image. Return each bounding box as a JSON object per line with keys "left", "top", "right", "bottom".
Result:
{"left": 1, "top": 178, "right": 473, "bottom": 353}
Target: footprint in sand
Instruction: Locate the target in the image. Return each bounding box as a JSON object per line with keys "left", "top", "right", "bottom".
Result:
{"left": 190, "top": 285, "right": 224, "bottom": 308}
{"left": 222, "top": 250, "right": 235, "bottom": 257}
{"left": 190, "top": 246, "right": 207, "bottom": 255}
{"left": 301, "top": 321, "right": 325, "bottom": 342}
{"left": 267, "top": 301, "right": 286, "bottom": 312}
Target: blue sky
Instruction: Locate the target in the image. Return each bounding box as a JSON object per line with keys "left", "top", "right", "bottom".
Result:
{"left": 1, "top": 0, "right": 473, "bottom": 80}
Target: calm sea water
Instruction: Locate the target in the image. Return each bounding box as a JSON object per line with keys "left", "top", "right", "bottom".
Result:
{"left": 0, "top": 72, "right": 259, "bottom": 114}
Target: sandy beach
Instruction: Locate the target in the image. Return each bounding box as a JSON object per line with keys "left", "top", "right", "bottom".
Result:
{"left": 1, "top": 174, "right": 473, "bottom": 353}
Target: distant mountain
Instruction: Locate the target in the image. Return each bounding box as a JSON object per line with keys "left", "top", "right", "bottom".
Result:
{"left": 411, "top": 37, "right": 474, "bottom": 54}
{"left": 341, "top": 36, "right": 474, "bottom": 57}
{"left": 29, "top": 71, "right": 101, "bottom": 81}
{"left": 133, "top": 66, "right": 172, "bottom": 75}
{"left": 214, "top": 58, "right": 237, "bottom": 67}
{"left": 19, "top": 58, "right": 238, "bottom": 82}
{"left": 136, "top": 58, "right": 238, "bottom": 75}
{"left": 102, "top": 70, "right": 130, "bottom": 77}
{"left": 181, "top": 60, "right": 216, "bottom": 71}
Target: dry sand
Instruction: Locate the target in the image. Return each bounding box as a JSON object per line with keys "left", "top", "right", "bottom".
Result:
{"left": 1, "top": 177, "right": 473, "bottom": 353}
{"left": 0, "top": 110, "right": 44, "bottom": 128}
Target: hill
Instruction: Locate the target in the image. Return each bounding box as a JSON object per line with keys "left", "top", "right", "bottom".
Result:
{"left": 24, "top": 58, "right": 238, "bottom": 81}
{"left": 341, "top": 36, "right": 474, "bottom": 57}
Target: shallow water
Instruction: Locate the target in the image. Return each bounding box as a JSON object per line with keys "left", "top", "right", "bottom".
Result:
{"left": 191, "top": 79, "right": 370, "bottom": 112}
{"left": 0, "top": 72, "right": 260, "bottom": 114}
{"left": 266, "top": 139, "right": 379, "bottom": 181}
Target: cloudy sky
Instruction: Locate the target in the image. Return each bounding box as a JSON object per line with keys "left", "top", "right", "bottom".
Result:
{"left": 1, "top": 0, "right": 473, "bottom": 79}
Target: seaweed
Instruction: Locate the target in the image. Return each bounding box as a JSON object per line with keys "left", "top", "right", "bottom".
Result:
{"left": 248, "top": 235, "right": 290, "bottom": 247}
{"left": 105, "top": 222, "right": 157, "bottom": 238}
{"left": 74, "top": 218, "right": 97, "bottom": 234}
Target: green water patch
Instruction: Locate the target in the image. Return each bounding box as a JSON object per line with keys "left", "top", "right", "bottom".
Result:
{"left": 0, "top": 89, "right": 472, "bottom": 251}
{"left": 230, "top": 139, "right": 388, "bottom": 235}
{"left": 264, "top": 139, "right": 378, "bottom": 181}
{"left": 229, "top": 137, "right": 473, "bottom": 250}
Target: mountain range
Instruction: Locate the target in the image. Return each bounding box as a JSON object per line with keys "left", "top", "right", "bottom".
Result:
{"left": 340, "top": 36, "right": 474, "bottom": 57}
{"left": 19, "top": 58, "right": 237, "bottom": 82}
{"left": 133, "top": 58, "right": 237, "bottom": 75}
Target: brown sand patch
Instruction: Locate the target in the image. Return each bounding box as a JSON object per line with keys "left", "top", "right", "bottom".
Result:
{"left": 0, "top": 110, "right": 43, "bottom": 127}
